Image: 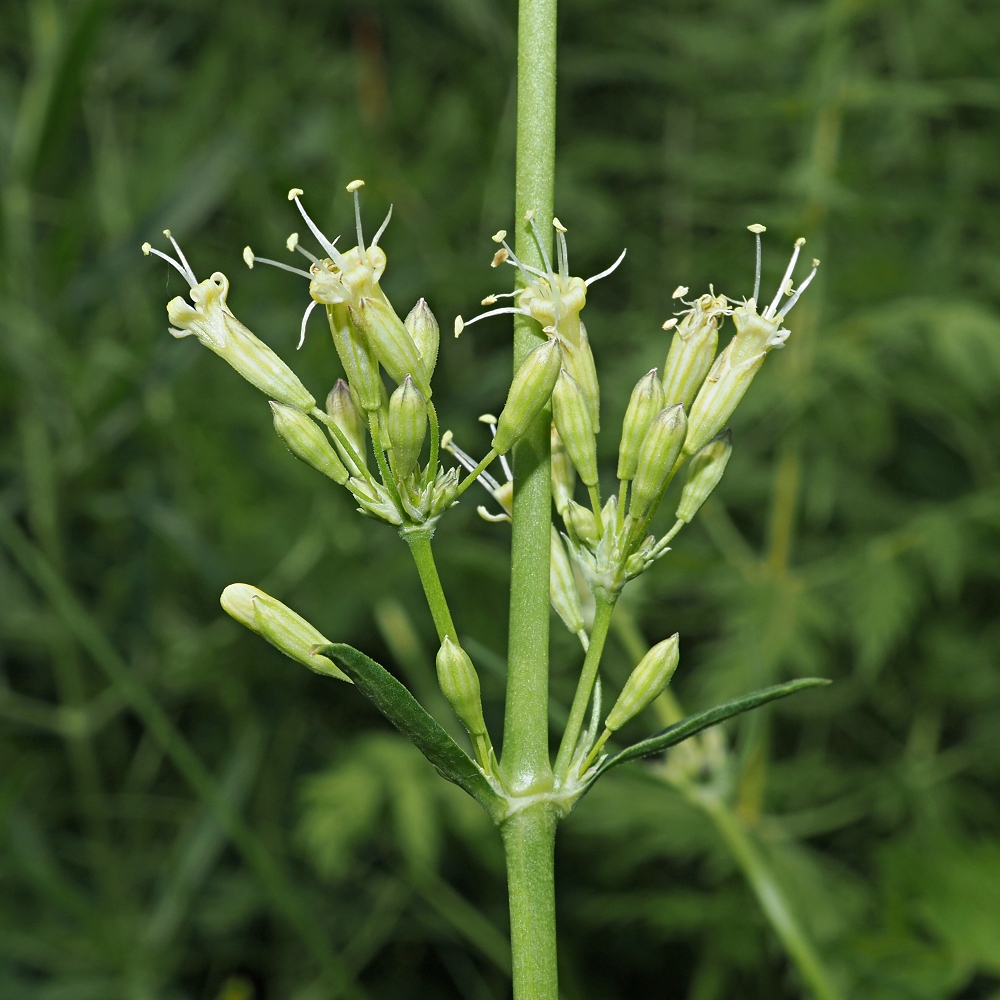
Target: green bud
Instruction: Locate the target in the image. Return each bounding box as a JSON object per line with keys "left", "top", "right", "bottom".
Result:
{"left": 552, "top": 368, "right": 599, "bottom": 488}
{"left": 661, "top": 293, "right": 725, "bottom": 409}
{"left": 327, "top": 303, "right": 382, "bottom": 413}
{"left": 560, "top": 321, "right": 600, "bottom": 432}
{"left": 617, "top": 368, "right": 664, "bottom": 481}
{"left": 387, "top": 375, "right": 427, "bottom": 477}
{"left": 551, "top": 423, "right": 577, "bottom": 517}
{"left": 270, "top": 402, "right": 349, "bottom": 485}
{"left": 351, "top": 296, "right": 431, "bottom": 397}
{"left": 629, "top": 404, "right": 687, "bottom": 521}
{"left": 683, "top": 304, "right": 784, "bottom": 456}
{"left": 405, "top": 298, "right": 440, "bottom": 380}
{"left": 325, "top": 379, "right": 367, "bottom": 475}
{"left": 436, "top": 636, "right": 488, "bottom": 738}
{"left": 605, "top": 634, "right": 679, "bottom": 732}
{"left": 676, "top": 430, "right": 732, "bottom": 523}
{"left": 492, "top": 337, "right": 562, "bottom": 454}
{"left": 564, "top": 499, "right": 601, "bottom": 547}
{"left": 550, "top": 525, "right": 586, "bottom": 637}
{"left": 167, "top": 273, "right": 315, "bottom": 411}
{"left": 220, "top": 583, "right": 348, "bottom": 681}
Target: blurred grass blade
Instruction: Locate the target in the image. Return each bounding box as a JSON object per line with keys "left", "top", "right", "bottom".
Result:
{"left": 595, "top": 678, "right": 830, "bottom": 776}
{"left": 319, "top": 643, "right": 505, "bottom": 819}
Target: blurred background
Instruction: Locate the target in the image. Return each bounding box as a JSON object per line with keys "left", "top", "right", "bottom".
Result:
{"left": 2, "top": 0, "right": 1000, "bottom": 997}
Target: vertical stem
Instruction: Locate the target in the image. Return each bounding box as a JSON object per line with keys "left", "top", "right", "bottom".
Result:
{"left": 403, "top": 530, "right": 457, "bottom": 642}
{"left": 501, "top": 806, "right": 559, "bottom": 1000}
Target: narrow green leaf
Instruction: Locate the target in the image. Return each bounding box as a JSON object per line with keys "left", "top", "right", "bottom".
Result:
{"left": 595, "top": 678, "right": 831, "bottom": 777}
{"left": 319, "top": 643, "right": 505, "bottom": 820}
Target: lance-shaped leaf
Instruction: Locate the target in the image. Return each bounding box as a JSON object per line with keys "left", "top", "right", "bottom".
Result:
{"left": 318, "top": 643, "right": 505, "bottom": 820}
{"left": 594, "top": 678, "right": 830, "bottom": 778}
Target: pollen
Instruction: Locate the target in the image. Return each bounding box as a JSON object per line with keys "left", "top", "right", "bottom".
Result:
{"left": 243, "top": 247, "right": 255, "bottom": 269}
{"left": 747, "top": 223, "right": 766, "bottom": 234}
{"left": 662, "top": 318, "right": 678, "bottom": 330}
{"left": 672, "top": 286, "right": 689, "bottom": 299}
{"left": 491, "top": 230, "right": 507, "bottom": 243}
{"left": 491, "top": 248, "right": 509, "bottom": 268}
{"left": 552, "top": 217, "right": 567, "bottom": 233}
{"left": 287, "top": 187, "right": 304, "bottom": 201}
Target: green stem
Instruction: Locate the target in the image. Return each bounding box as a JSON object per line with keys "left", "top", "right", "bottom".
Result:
{"left": 311, "top": 407, "right": 377, "bottom": 488}
{"left": 697, "top": 795, "right": 843, "bottom": 1000}
{"left": 403, "top": 529, "right": 457, "bottom": 642}
{"left": 369, "top": 418, "right": 406, "bottom": 517}
{"left": 501, "top": 805, "right": 559, "bottom": 1000}
{"left": 617, "top": 479, "right": 628, "bottom": 531}
{"left": 587, "top": 482, "right": 604, "bottom": 537}
{"left": 554, "top": 596, "right": 615, "bottom": 781}
{"left": 426, "top": 400, "right": 440, "bottom": 486}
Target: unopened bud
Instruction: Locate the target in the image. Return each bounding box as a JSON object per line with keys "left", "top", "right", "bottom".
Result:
{"left": 550, "top": 525, "right": 586, "bottom": 637}
{"left": 327, "top": 303, "right": 382, "bottom": 412}
{"left": 564, "top": 499, "right": 601, "bottom": 547}
{"left": 661, "top": 293, "right": 724, "bottom": 409}
{"left": 492, "top": 337, "right": 561, "bottom": 454}
{"left": 387, "top": 375, "right": 427, "bottom": 477}
{"left": 617, "top": 369, "right": 664, "bottom": 481}
{"left": 560, "top": 322, "right": 601, "bottom": 432}
{"left": 436, "top": 637, "right": 488, "bottom": 738}
{"left": 351, "top": 296, "right": 431, "bottom": 397}
{"left": 405, "top": 298, "right": 440, "bottom": 380}
{"left": 676, "top": 430, "right": 732, "bottom": 523}
{"left": 605, "top": 634, "right": 679, "bottom": 732}
{"left": 552, "top": 369, "right": 598, "bottom": 488}
{"left": 270, "top": 402, "right": 349, "bottom": 484}
{"left": 326, "top": 379, "right": 367, "bottom": 475}
{"left": 629, "top": 404, "right": 687, "bottom": 521}
{"left": 551, "top": 423, "right": 577, "bottom": 517}
{"left": 220, "top": 583, "right": 348, "bottom": 681}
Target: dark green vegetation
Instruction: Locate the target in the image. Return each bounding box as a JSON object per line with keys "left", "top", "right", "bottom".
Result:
{"left": 2, "top": 0, "right": 1000, "bottom": 997}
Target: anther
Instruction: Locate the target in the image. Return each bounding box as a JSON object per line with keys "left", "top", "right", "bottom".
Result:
{"left": 662, "top": 318, "right": 678, "bottom": 330}
{"left": 346, "top": 179, "right": 365, "bottom": 192}
{"left": 243, "top": 247, "right": 255, "bottom": 268}
{"left": 288, "top": 188, "right": 304, "bottom": 200}
{"left": 491, "top": 248, "right": 509, "bottom": 268}
{"left": 142, "top": 242, "right": 151, "bottom": 255}
{"left": 747, "top": 224, "right": 766, "bottom": 234}
{"left": 795, "top": 237, "right": 806, "bottom": 247}
{"left": 812, "top": 258, "right": 820, "bottom": 268}
{"left": 524, "top": 209, "right": 535, "bottom": 221}
{"left": 672, "top": 286, "right": 689, "bottom": 299}
{"left": 482, "top": 295, "right": 498, "bottom": 306}
{"left": 286, "top": 233, "right": 299, "bottom": 251}
{"left": 478, "top": 414, "right": 498, "bottom": 424}
{"left": 454, "top": 316, "right": 465, "bottom": 337}
{"left": 552, "top": 217, "right": 567, "bottom": 233}
{"left": 492, "top": 230, "right": 507, "bottom": 243}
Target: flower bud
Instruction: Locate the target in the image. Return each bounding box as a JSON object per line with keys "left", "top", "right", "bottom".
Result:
{"left": 325, "top": 379, "right": 367, "bottom": 475}
{"left": 551, "top": 369, "right": 599, "bottom": 488}
{"left": 629, "top": 404, "right": 687, "bottom": 521}
{"left": 405, "top": 298, "right": 440, "bottom": 380}
{"left": 327, "top": 303, "right": 382, "bottom": 412}
{"left": 492, "top": 337, "right": 562, "bottom": 454}
{"left": 683, "top": 304, "right": 783, "bottom": 456}
{"left": 661, "top": 293, "right": 725, "bottom": 409}
{"left": 435, "top": 636, "right": 488, "bottom": 738}
{"left": 605, "top": 634, "right": 679, "bottom": 732}
{"left": 270, "top": 402, "right": 349, "bottom": 485}
{"left": 676, "top": 430, "right": 732, "bottom": 523}
{"left": 564, "top": 499, "right": 601, "bottom": 547}
{"left": 550, "top": 526, "right": 586, "bottom": 637}
{"left": 617, "top": 369, "right": 664, "bottom": 481}
{"left": 351, "top": 296, "right": 431, "bottom": 397}
{"left": 220, "top": 583, "right": 348, "bottom": 681}
{"left": 551, "top": 423, "right": 577, "bottom": 517}
{"left": 387, "top": 375, "right": 427, "bottom": 478}
{"left": 167, "top": 273, "right": 315, "bottom": 411}
{"left": 560, "top": 322, "right": 600, "bottom": 432}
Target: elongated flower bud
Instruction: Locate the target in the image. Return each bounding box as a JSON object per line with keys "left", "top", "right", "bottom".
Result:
{"left": 220, "top": 583, "right": 348, "bottom": 681}
{"left": 560, "top": 322, "right": 600, "bottom": 432}
{"left": 327, "top": 303, "right": 382, "bottom": 412}
{"left": 629, "top": 404, "right": 687, "bottom": 521}
{"left": 661, "top": 293, "right": 725, "bottom": 409}
{"left": 387, "top": 375, "right": 427, "bottom": 477}
{"left": 683, "top": 304, "right": 784, "bottom": 456}
{"left": 564, "top": 499, "right": 601, "bottom": 547}
{"left": 351, "top": 296, "right": 431, "bottom": 397}
{"left": 550, "top": 525, "right": 586, "bottom": 637}
{"left": 167, "top": 273, "right": 315, "bottom": 411}
{"left": 405, "top": 298, "right": 440, "bottom": 380}
{"left": 492, "top": 337, "right": 561, "bottom": 454}
{"left": 605, "top": 634, "right": 679, "bottom": 732}
{"left": 552, "top": 369, "right": 598, "bottom": 487}
{"left": 617, "top": 369, "right": 664, "bottom": 481}
{"left": 325, "top": 379, "right": 367, "bottom": 475}
{"left": 551, "top": 423, "right": 577, "bottom": 517}
{"left": 270, "top": 402, "right": 349, "bottom": 484}
{"left": 436, "top": 637, "right": 488, "bottom": 738}
{"left": 676, "top": 430, "right": 732, "bottom": 523}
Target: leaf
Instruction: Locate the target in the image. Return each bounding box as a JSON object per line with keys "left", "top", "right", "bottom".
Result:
{"left": 595, "top": 678, "right": 831, "bottom": 777}
{"left": 318, "top": 643, "right": 505, "bottom": 820}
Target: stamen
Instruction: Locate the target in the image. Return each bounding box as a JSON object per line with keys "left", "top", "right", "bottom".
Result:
{"left": 492, "top": 230, "right": 507, "bottom": 243}
{"left": 245, "top": 250, "right": 313, "bottom": 279}
{"left": 454, "top": 305, "right": 530, "bottom": 336}
{"left": 777, "top": 260, "right": 820, "bottom": 319}
{"left": 142, "top": 242, "right": 197, "bottom": 288}
{"left": 370, "top": 205, "right": 393, "bottom": 248}
{"left": 162, "top": 229, "right": 197, "bottom": 286}
{"left": 442, "top": 431, "right": 503, "bottom": 493}
{"left": 347, "top": 179, "right": 366, "bottom": 250}
{"left": 672, "top": 285, "right": 688, "bottom": 299}
{"left": 662, "top": 318, "right": 678, "bottom": 330}
{"left": 287, "top": 234, "right": 320, "bottom": 264}
{"left": 478, "top": 414, "right": 513, "bottom": 478}
{"left": 766, "top": 237, "right": 805, "bottom": 319}
{"left": 584, "top": 248, "right": 627, "bottom": 287}
{"left": 288, "top": 188, "right": 346, "bottom": 267}
{"left": 526, "top": 213, "right": 554, "bottom": 276}
{"left": 298, "top": 299, "right": 319, "bottom": 349}
{"left": 747, "top": 224, "right": 766, "bottom": 303}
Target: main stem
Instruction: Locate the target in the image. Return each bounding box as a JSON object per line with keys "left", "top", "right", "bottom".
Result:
{"left": 502, "top": 1, "right": 559, "bottom": 999}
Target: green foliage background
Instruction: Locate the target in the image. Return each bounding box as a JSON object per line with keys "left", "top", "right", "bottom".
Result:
{"left": 1, "top": 0, "right": 999, "bottom": 998}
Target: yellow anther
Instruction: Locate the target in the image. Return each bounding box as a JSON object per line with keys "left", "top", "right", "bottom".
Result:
{"left": 747, "top": 223, "right": 766, "bottom": 234}
{"left": 795, "top": 237, "right": 806, "bottom": 247}
{"left": 491, "top": 230, "right": 507, "bottom": 243}
{"left": 346, "top": 179, "right": 365, "bottom": 192}
{"left": 552, "top": 217, "right": 567, "bottom": 233}
{"left": 662, "top": 317, "right": 678, "bottom": 330}
{"left": 481, "top": 295, "right": 498, "bottom": 306}
{"left": 454, "top": 316, "right": 465, "bottom": 338}
{"left": 441, "top": 430, "right": 454, "bottom": 449}
{"left": 288, "top": 187, "right": 304, "bottom": 200}
{"left": 783, "top": 277, "right": 794, "bottom": 295}
{"left": 812, "top": 258, "right": 820, "bottom": 268}
{"left": 141, "top": 242, "right": 152, "bottom": 255}
{"left": 478, "top": 413, "right": 498, "bottom": 424}
{"left": 243, "top": 247, "right": 255, "bottom": 269}
{"left": 672, "top": 285, "right": 689, "bottom": 299}
{"left": 286, "top": 232, "right": 299, "bottom": 251}
{"left": 162, "top": 229, "right": 172, "bottom": 238}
